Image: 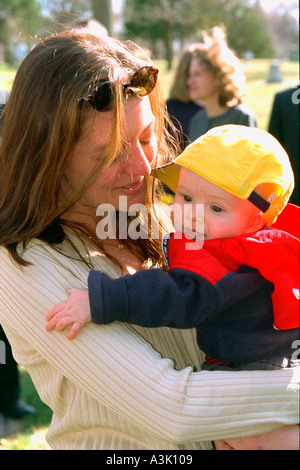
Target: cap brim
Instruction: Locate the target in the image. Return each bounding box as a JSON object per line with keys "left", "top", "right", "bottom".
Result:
{"left": 152, "top": 163, "right": 180, "bottom": 192}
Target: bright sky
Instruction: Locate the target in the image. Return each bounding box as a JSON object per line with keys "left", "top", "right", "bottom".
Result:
{"left": 260, "top": 0, "right": 298, "bottom": 10}
{"left": 112, "top": 0, "right": 124, "bottom": 14}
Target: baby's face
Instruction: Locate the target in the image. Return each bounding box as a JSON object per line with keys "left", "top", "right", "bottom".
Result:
{"left": 172, "top": 167, "right": 263, "bottom": 240}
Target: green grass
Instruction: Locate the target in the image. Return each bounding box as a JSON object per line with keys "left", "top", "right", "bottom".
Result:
{"left": 0, "top": 368, "right": 52, "bottom": 450}
{"left": 0, "top": 63, "right": 16, "bottom": 92}
{"left": 242, "top": 59, "right": 299, "bottom": 130}
{"left": 0, "top": 57, "right": 298, "bottom": 450}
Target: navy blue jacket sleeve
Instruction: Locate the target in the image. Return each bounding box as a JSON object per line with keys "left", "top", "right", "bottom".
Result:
{"left": 88, "top": 267, "right": 266, "bottom": 329}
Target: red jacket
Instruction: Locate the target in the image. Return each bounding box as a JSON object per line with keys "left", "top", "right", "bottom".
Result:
{"left": 167, "top": 204, "right": 300, "bottom": 330}
{"left": 89, "top": 204, "right": 299, "bottom": 365}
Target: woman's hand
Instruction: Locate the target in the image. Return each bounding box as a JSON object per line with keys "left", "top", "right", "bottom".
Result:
{"left": 46, "top": 288, "right": 91, "bottom": 340}
{"left": 215, "top": 424, "right": 299, "bottom": 450}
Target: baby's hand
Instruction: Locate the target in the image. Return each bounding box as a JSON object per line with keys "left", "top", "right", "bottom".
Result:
{"left": 46, "top": 288, "right": 91, "bottom": 340}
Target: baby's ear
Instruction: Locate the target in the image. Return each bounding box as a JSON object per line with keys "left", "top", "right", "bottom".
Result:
{"left": 248, "top": 212, "right": 266, "bottom": 232}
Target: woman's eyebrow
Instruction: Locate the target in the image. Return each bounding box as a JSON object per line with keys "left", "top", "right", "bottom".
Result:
{"left": 90, "top": 143, "right": 108, "bottom": 155}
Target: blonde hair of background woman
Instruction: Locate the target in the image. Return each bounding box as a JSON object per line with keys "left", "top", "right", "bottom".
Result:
{"left": 191, "top": 26, "right": 246, "bottom": 107}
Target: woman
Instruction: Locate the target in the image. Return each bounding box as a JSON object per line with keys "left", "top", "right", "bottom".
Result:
{"left": 188, "top": 27, "right": 257, "bottom": 142}
{"left": 0, "top": 31, "right": 298, "bottom": 450}
{"left": 167, "top": 44, "right": 203, "bottom": 149}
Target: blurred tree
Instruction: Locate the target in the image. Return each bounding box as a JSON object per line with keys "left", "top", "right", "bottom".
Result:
{"left": 265, "top": 6, "right": 299, "bottom": 59}
{"left": 0, "top": 0, "right": 116, "bottom": 65}
{"left": 225, "top": 1, "right": 274, "bottom": 57}
{"left": 39, "top": 0, "right": 112, "bottom": 36}
{"left": 0, "top": 0, "right": 43, "bottom": 64}
{"left": 123, "top": 0, "right": 276, "bottom": 63}
{"left": 39, "top": 0, "right": 92, "bottom": 32}
{"left": 124, "top": 0, "right": 173, "bottom": 68}
{"left": 91, "top": 0, "right": 112, "bottom": 35}
{"left": 124, "top": 0, "right": 224, "bottom": 69}
{"left": 0, "top": 0, "right": 294, "bottom": 66}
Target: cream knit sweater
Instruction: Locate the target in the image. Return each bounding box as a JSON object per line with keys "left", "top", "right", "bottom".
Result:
{"left": 0, "top": 233, "right": 299, "bottom": 450}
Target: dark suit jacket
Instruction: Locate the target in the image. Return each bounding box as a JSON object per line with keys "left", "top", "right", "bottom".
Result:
{"left": 268, "top": 86, "right": 299, "bottom": 205}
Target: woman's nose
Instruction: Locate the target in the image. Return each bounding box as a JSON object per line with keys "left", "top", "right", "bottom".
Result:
{"left": 124, "top": 143, "right": 152, "bottom": 176}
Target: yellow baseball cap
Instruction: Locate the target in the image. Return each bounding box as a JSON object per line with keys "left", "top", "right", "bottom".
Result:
{"left": 155, "top": 125, "right": 294, "bottom": 225}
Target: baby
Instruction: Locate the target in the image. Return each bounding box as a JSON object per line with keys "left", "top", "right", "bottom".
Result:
{"left": 46, "top": 125, "right": 299, "bottom": 370}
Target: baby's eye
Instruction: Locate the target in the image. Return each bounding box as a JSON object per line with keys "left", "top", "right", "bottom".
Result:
{"left": 183, "top": 195, "right": 193, "bottom": 202}
{"left": 211, "top": 204, "right": 223, "bottom": 213}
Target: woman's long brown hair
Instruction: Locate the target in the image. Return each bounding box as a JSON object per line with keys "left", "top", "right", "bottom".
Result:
{"left": 0, "top": 31, "right": 178, "bottom": 267}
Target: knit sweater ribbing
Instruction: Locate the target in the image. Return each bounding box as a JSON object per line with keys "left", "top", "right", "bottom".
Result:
{"left": 0, "top": 234, "right": 299, "bottom": 450}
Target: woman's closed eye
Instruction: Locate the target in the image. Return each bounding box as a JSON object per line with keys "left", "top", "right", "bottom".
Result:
{"left": 140, "top": 139, "right": 152, "bottom": 146}
{"left": 139, "top": 124, "right": 156, "bottom": 147}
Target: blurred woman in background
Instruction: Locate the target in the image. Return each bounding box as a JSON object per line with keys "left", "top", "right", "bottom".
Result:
{"left": 167, "top": 44, "right": 203, "bottom": 149}
{"left": 188, "top": 27, "right": 257, "bottom": 142}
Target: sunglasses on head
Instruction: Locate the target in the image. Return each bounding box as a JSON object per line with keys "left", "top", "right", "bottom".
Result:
{"left": 82, "top": 65, "right": 159, "bottom": 112}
